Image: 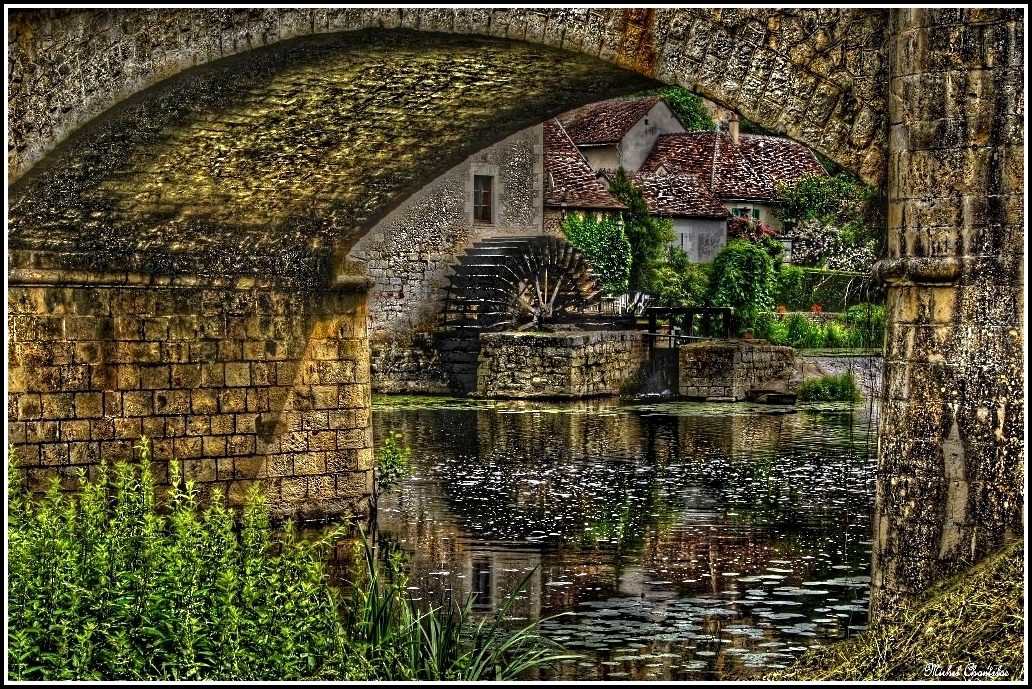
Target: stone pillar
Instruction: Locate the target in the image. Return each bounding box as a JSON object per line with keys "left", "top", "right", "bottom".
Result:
{"left": 870, "top": 9, "right": 1024, "bottom": 621}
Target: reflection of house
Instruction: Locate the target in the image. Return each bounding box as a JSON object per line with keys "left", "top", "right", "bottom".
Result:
{"left": 543, "top": 118, "right": 625, "bottom": 233}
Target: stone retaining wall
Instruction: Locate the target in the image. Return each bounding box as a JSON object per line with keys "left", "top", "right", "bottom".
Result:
{"left": 477, "top": 330, "right": 646, "bottom": 398}
{"left": 7, "top": 263, "right": 375, "bottom": 522}
{"left": 370, "top": 333, "right": 450, "bottom": 395}
{"left": 679, "top": 340, "right": 795, "bottom": 401}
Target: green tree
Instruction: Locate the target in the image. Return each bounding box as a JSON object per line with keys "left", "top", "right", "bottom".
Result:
{"left": 560, "top": 212, "right": 631, "bottom": 294}
{"left": 708, "top": 239, "right": 777, "bottom": 332}
{"left": 773, "top": 173, "right": 873, "bottom": 238}
{"left": 607, "top": 167, "right": 675, "bottom": 291}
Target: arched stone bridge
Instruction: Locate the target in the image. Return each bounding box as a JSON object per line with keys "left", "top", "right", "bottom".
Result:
{"left": 6, "top": 8, "right": 1024, "bottom": 622}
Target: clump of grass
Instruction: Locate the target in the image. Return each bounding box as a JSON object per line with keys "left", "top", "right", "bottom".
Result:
{"left": 7, "top": 438, "right": 356, "bottom": 681}
{"left": 766, "top": 538, "right": 1025, "bottom": 681}
{"left": 7, "top": 439, "right": 572, "bottom": 681}
{"left": 796, "top": 371, "right": 863, "bottom": 402}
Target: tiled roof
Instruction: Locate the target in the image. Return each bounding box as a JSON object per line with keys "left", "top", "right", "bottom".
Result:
{"left": 559, "top": 96, "right": 664, "bottom": 146}
{"left": 543, "top": 119, "right": 626, "bottom": 211}
{"left": 631, "top": 171, "right": 729, "bottom": 219}
{"left": 737, "top": 134, "right": 829, "bottom": 188}
{"left": 641, "top": 131, "right": 827, "bottom": 202}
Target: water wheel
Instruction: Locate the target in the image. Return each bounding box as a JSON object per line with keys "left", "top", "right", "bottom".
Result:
{"left": 436, "top": 235, "right": 602, "bottom": 392}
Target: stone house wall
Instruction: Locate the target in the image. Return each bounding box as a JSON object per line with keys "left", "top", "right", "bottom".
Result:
{"left": 477, "top": 330, "right": 647, "bottom": 398}
{"left": 348, "top": 124, "right": 544, "bottom": 394}
{"left": 679, "top": 340, "right": 795, "bottom": 401}
{"left": 7, "top": 263, "right": 375, "bottom": 522}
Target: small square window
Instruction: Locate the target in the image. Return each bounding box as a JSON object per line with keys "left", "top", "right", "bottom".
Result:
{"left": 474, "top": 175, "right": 494, "bottom": 224}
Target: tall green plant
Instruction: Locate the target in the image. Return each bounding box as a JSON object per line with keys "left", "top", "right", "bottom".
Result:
{"left": 560, "top": 212, "right": 631, "bottom": 293}
{"left": 708, "top": 239, "right": 776, "bottom": 331}
{"left": 7, "top": 439, "right": 355, "bottom": 681}
{"left": 607, "top": 167, "right": 675, "bottom": 290}
{"left": 648, "top": 245, "right": 710, "bottom": 308}
{"left": 7, "top": 440, "right": 572, "bottom": 682}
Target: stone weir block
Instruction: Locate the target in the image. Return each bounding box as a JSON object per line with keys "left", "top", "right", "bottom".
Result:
{"left": 476, "top": 330, "right": 647, "bottom": 398}
{"left": 679, "top": 340, "right": 795, "bottom": 401}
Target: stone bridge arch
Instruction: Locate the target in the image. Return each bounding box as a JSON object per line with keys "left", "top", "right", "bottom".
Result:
{"left": 6, "top": 8, "right": 1024, "bottom": 622}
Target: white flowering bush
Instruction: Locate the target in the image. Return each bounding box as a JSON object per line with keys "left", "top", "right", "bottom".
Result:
{"left": 788, "top": 219, "right": 877, "bottom": 273}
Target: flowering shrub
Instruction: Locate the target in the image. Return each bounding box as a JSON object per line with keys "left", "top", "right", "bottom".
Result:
{"left": 787, "top": 219, "right": 877, "bottom": 272}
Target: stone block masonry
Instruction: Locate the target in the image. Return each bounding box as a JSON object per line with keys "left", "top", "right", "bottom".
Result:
{"left": 7, "top": 262, "right": 375, "bottom": 522}
{"left": 679, "top": 340, "right": 795, "bottom": 401}
{"left": 477, "top": 331, "right": 647, "bottom": 398}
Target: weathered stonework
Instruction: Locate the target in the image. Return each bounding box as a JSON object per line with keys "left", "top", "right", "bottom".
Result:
{"left": 679, "top": 340, "right": 795, "bottom": 401}
{"left": 7, "top": 8, "right": 890, "bottom": 189}
{"left": 348, "top": 124, "right": 545, "bottom": 393}
{"left": 477, "top": 331, "right": 646, "bottom": 398}
{"left": 868, "top": 8, "right": 1025, "bottom": 621}
{"left": 5, "top": 8, "right": 1025, "bottom": 622}
{"left": 6, "top": 259, "right": 375, "bottom": 522}
{"left": 369, "top": 333, "right": 450, "bottom": 396}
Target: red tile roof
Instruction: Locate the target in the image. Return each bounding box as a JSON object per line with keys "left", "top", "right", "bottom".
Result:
{"left": 641, "top": 131, "right": 827, "bottom": 202}
{"left": 738, "top": 134, "right": 829, "bottom": 188}
{"left": 543, "top": 119, "right": 626, "bottom": 211}
{"left": 559, "top": 96, "right": 664, "bottom": 146}
{"left": 631, "top": 171, "right": 729, "bottom": 219}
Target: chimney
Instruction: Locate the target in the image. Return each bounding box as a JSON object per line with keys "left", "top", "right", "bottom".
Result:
{"left": 730, "top": 112, "right": 739, "bottom": 145}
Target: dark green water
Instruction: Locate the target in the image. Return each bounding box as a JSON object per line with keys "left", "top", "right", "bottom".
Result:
{"left": 368, "top": 395, "right": 878, "bottom": 681}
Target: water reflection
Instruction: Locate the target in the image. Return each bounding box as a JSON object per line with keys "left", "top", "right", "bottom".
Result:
{"left": 367, "top": 396, "right": 878, "bottom": 681}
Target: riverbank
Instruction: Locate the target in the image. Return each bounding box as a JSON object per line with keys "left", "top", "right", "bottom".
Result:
{"left": 765, "top": 538, "right": 1025, "bottom": 681}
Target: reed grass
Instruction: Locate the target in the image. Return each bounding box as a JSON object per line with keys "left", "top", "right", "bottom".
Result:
{"left": 7, "top": 438, "right": 573, "bottom": 681}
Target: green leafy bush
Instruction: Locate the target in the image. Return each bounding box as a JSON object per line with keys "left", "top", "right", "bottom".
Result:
{"left": 708, "top": 239, "right": 777, "bottom": 331}
{"left": 647, "top": 246, "right": 711, "bottom": 308}
{"left": 796, "top": 372, "right": 863, "bottom": 403}
{"left": 7, "top": 438, "right": 356, "bottom": 681}
{"left": 560, "top": 212, "right": 632, "bottom": 294}
{"left": 7, "top": 439, "right": 570, "bottom": 681}
{"left": 375, "top": 430, "right": 411, "bottom": 497}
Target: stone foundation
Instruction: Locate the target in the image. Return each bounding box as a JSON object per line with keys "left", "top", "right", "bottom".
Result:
{"left": 370, "top": 333, "right": 451, "bottom": 395}
{"left": 679, "top": 340, "right": 795, "bottom": 401}
{"left": 476, "top": 330, "right": 646, "bottom": 398}
{"left": 7, "top": 261, "right": 375, "bottom": 522}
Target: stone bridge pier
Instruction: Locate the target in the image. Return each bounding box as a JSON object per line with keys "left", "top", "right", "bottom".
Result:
{"left": 869, "top": 9, "right": 1024, "bottom": 617}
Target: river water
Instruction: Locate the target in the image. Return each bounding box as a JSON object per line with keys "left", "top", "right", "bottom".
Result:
{"left": 365, "top": 394, "right": 879, "bottom": 681}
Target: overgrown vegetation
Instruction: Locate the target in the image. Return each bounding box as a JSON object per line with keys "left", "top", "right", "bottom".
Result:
{"left": 647, "top": 245, "right": 711, "bottom": 308}
{"left": 7, "top": 440, "right": 571, "bottom": 681}
{"left": 795, "top": 372, "right": 863, "bottom": 403}
{"left": 560, "top": 212, "right": 632, "bottom": 294}
{"left": 774, "top": 173, "right": 881, "bottom": 273}
{"left": 753, "top": 304, "right": 886, "bottom": 350}
{"left": 607, "top": 167, "right": 675, "bottom": 291}
{"left": 707, "top": 238, "right": 777, "bottom": 333}
{"left": 766, "top": 538, "right": 1025, "bottom": 681}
